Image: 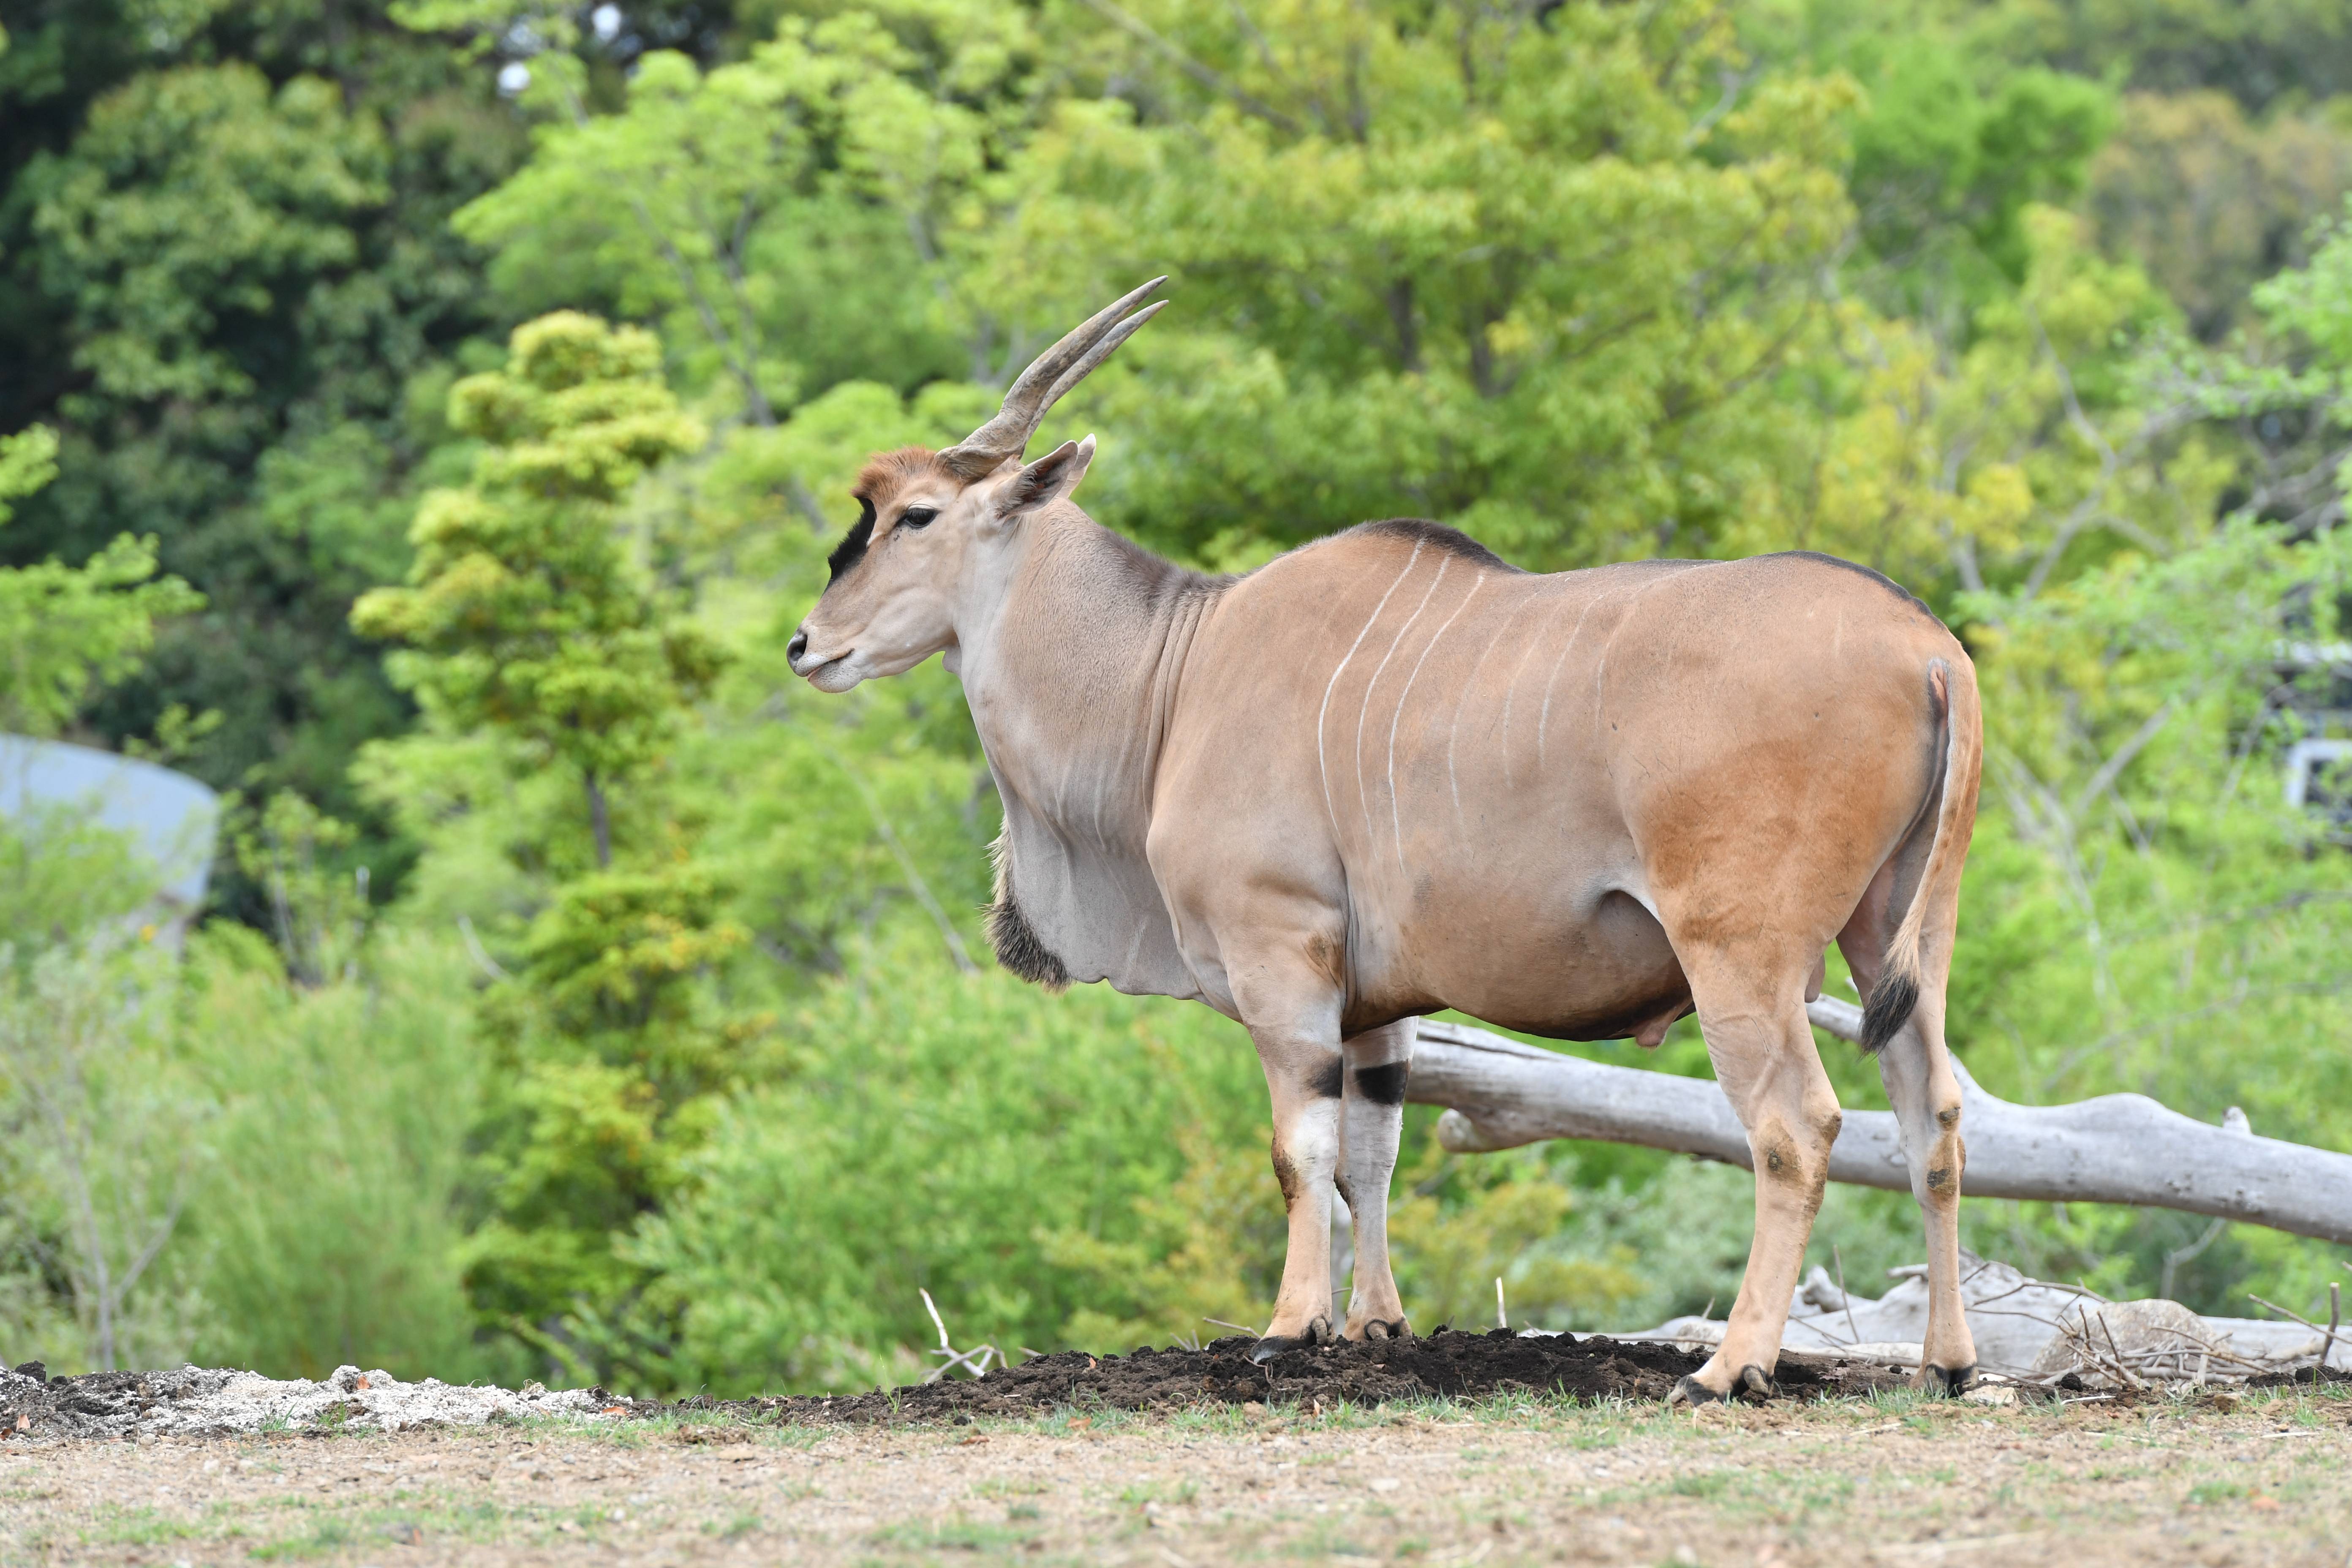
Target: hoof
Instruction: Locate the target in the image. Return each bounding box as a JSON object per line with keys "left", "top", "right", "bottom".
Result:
{"left": 1249, "top": 1319, "right": 1334, "bottom": 1364}
{"left": 1669, "top": 1374, "right": 1728, "bottom": 1407}
{"left": 1356, "top": 1318, "right": 1411, "bottom": 1343}
{"left": 1917, "top": 1362, "right": 1976, "bottom": 1396}
{"left": 1671, "top": 1365, "right": 1777, "bottom": 1407}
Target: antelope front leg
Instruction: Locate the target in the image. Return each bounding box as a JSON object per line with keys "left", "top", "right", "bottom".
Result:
{"left": 1247, "top": 1021, "right": 1345, "bottom": 1364}
{"left": 1337, "top": 1020, "right": 1414, "bottom": 1340}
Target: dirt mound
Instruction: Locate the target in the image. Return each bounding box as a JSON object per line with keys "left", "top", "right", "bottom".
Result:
{"left": 679, "top": 1329, "right": 1911, "bottom": 1427}
{"left": 1, "top": 1333, "right": 1929, "bottom": 1441}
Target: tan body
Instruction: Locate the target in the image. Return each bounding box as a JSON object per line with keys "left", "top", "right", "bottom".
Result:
{"left": 790, "top": 283, "right": 1982, "bottom": 1402}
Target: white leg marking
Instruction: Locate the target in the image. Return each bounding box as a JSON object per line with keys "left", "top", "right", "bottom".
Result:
{"left": 1316, "top": 541, "right": 1425, "bottom": 840}
{"left": 1353, "top": 555, "right": 1448, "bottom": 854}
{"left": 1448, "top": 598, "right": 1527, "bottom": 832}
{"left": 1388, "top": 574, "right": 1482, "bottom": 873}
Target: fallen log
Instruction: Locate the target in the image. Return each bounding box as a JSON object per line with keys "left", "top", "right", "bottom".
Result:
{"left": 1407, "top": 999, "right": 2352, "bottom": 1246}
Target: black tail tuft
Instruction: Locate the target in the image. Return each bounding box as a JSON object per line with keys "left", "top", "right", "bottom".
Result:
{"left": 1859, "top": 971, "right": 1919, "bottom": 1054}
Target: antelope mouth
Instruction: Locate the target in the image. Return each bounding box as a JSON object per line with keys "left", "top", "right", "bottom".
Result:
{"left": 801, "top": 651, "right": 861, "bottom": 692}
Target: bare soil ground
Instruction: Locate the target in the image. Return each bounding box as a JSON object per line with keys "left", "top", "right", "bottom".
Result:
{"left": 693, "top": 1331, "right": 1905, "bottom": 1425}
{"left": 6, "top": 1378, "right": 2349, "bottom": 1567}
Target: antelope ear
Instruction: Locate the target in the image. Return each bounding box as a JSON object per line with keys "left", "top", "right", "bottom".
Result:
{"left": 993, "top": 436, "right": 1095, "bottom": 522}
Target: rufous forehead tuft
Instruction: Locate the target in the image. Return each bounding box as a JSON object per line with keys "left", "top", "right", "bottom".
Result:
{"left": 851, "top": 446, "right": 956, "bottom": 513}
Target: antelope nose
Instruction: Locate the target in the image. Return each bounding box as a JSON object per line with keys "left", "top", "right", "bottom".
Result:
{"left": 787, "top": 628, "right": 810, "bottom": 668}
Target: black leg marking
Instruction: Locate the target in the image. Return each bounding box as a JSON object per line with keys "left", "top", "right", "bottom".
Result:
{"left": 1671, "top": 1374, "right": 1725, "bottom": 1407}
{"left": 1249, "top": 1317, "right": 1336, "bottom": 1364}
{"left": 1309, "top": 1054, "right": 1345, "bottom": 1099}
{"left": 1926, "top": 1362, "right": 1976, "bottom": 1396}
{"left": 1350, "top": 1060, "right": 1410, "bottom": 1106}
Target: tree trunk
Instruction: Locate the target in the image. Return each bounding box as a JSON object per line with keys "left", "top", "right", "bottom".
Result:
{"left": 585, "top": 774, "right": 612, "bottom": 869}
{"left": 1406, "top": 999, "right": 2352, "bottom": 1246}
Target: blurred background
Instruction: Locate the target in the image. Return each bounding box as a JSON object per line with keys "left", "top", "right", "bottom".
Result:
{"left": 0, "top": 0, "right": 2347, "bottom": 1394}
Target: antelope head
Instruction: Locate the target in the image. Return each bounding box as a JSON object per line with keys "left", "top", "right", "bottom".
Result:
{"left": 785, "top": 279, "right": 1167, "bottom": 692}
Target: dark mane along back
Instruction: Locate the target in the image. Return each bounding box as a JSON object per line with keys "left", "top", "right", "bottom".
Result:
{"left": 1347, "top": 518, "right": 1525, "bottom": 574}
{"left": 1767, "top": 550, "right": 1941, "bottom": 624}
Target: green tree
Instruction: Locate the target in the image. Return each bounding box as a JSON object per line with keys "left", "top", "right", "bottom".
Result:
{"left": 0, "top": 2, "right": 530, "bottom": 915}
{"left": 442, "top": 6, "right": 1028, "bottom": 423}
{"left": 353, "top": 310, "right": 724, "bottom": 867}
{"left": 351, "top": 311, "right": 761, "bottom": 1376}
{"left": 0, "top": 423, "right": 201, "bottom": 737}
{"left": 958, "top": 0, "right": 1871, "bottom": 572}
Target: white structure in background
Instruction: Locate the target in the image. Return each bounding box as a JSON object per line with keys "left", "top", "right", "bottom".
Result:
{"left": 0, "top": 734, "right": 219, "bottom": 939}
{"left": 2284, "top": 736, "right": 2352, "bottom": 809}
{"left": 2277, "top": 639, "right": 2352, "bottom": 826}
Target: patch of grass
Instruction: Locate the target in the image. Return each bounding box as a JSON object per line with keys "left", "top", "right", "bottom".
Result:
{"left": 1666, "top": 1470, "right": 1734, "bottom": 1499}
{"left": 1279, "top": 1520, "right": 1374, "bottom": 1558}
{"left": 703, "top": 1511, "right": 762, "bottom": 1540}
{"left": 868, "top": 1517, "right": 1042, "bottom": 1553}
{"left": 972, "top": 1477, "right": 1048, "bottom": 1498}
{"left": 249, "top": 1518, "right": 357, "bottom": 1560}
{"left": 2186, "top": 1480, "right": 2247, "bottom": 1505}
{"left": 1162, "top": 1401, "right": 1257, "bottom": 1436}
{"left": 81, "top": 1506, "right": 203, "bottom": 1547}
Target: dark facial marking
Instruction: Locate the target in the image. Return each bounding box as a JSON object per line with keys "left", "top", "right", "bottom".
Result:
{"left": 827, "top": 498, "right": 876, "bottom": 583}
{"left": 1309, "top": 1054, "right": 1345, "bottom": 1100}
{"left": 1350, "top": 1060, "right": 1410, "bottom": 1106}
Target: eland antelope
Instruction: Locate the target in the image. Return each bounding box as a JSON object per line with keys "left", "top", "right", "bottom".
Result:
{"left": 786, "top": 280, "right": 1983, "bottom": 1402}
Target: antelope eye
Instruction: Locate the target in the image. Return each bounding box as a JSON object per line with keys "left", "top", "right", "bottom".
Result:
{"left": 899, "top": 506, "right": 939, "bottom": 530}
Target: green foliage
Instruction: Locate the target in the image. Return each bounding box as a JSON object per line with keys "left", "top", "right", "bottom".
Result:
{"left": 353, "top": 310, "right": 724, "bottom": 862}
{"left": 0, "top": 811, "right": 158, "bottom": 953}
{"left": 174, "top": 926, "right": 501, "bottom": 1384}
{"left": 0, "top": 1, "right": 527, "bottom": 912}
{"left": 1849, "top": 49, "right": 2114, "bottom": 300}
{"left": 971, "top": 0, "right": 1869, "bottom": 571}
{"left": 0, "top": 422, "right": 202, "bottom": 737}
{"left": 618, "top": 939, "right": 1267, "bottom": 1393}
{"left": 2089, "top": 93, "right": 2352, "bottom": 341}
{"left": 448, "top": 8, "right": 1023, "bottom": 419}
{"left": 0, "top": 934, "right": 208, "bottom": 1372}
{"left": 24, "top": 65, "right": 388, "bottom": 406}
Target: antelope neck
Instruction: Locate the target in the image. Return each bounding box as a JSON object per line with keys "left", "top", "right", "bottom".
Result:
{"left": 958, "top": 510, "right": 1225, "bottom": 852}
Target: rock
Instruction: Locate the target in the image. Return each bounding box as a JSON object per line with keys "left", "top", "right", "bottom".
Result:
{"left": 2030, "top": 1297, "right": 2227, "bottom": 1383}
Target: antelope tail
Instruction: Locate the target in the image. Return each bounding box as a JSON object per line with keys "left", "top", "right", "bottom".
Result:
{"left": 1861, "top": 657, "right": 1979, "bottom": 1054}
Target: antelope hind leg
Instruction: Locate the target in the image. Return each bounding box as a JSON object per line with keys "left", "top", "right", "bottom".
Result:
{"left": 1337, "top": 1020, "right": 1414, "bottom": 1341}
{"left": 1670, "top": 977, "right": 1843, "bottom": 1406}
{"left": 1877, "top": 1007, "right": 1976, "bottom": 1392}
